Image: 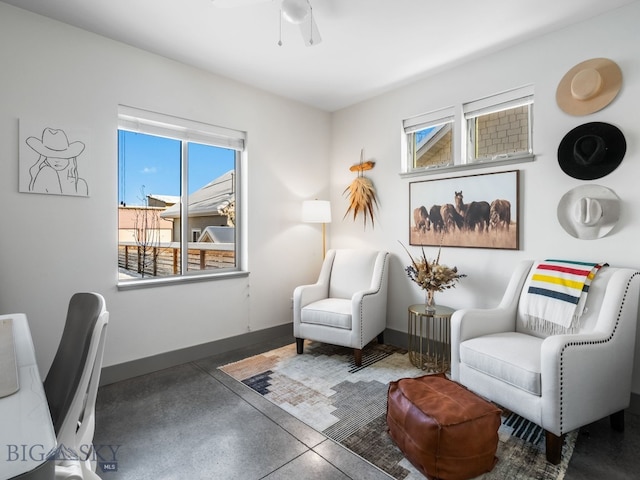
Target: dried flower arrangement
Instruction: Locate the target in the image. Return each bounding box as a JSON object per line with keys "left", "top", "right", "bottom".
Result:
{"left": 399, "top": 242, "right": 466, "bottom": 293}
{"left": 343, "top": 149, "right": 377, "bottom": 228}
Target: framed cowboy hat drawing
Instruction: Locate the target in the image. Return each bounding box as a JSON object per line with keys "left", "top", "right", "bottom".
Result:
{"left": 19, "top": 120, "right": 90, "bottom": 197}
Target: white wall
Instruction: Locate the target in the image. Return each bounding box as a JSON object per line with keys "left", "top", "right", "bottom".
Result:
{"left": 329, "top": 2, "right": 640, "bottom": 392}
{"left": 3, "top": 2, "right": 640, "bottom": 397}
{"left": 0, "top": 4, "right": 330, "bottom": 372}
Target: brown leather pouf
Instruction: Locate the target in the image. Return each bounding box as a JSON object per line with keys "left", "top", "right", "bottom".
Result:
{"left": 386, "top": 374, "right": 501, "bottom": 480}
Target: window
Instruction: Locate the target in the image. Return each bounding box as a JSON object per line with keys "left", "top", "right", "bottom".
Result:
{"left": 464, "top": 85, "right": 533, "bottom": 163}
{"left": 402, "top": 85, "right": 534, "bottom": 176}
{"left": 117, "top": 106, "right": 245, "bottom": 286}
{"left": 403, "top": 107, "right": 454, "bottom": 172}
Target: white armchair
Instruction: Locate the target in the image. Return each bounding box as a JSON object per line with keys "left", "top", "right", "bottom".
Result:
{"left": 293, "top": 249, "right": 389, "bottom": 366}
{"left": 451, "top": 260, "right": 640, "bottom": 464}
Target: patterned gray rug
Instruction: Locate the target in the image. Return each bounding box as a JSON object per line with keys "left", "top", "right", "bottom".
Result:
{"left": 219, "top": 341, "right": 576, "bottom": 479}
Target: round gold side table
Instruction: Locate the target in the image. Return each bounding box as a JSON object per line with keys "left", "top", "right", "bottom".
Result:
{"left": 407, "top": 304, "right": 455, "bottom": 372}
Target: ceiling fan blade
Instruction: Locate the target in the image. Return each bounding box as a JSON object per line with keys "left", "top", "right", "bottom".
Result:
{"left": 211, "top": 0, "right": 270, "bottom": 8}
{"left": 299, "top": 14, "right": 321, "bottom": 46}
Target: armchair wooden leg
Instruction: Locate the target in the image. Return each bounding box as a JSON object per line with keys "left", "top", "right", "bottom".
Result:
{"left": 610, "top": 409, "right": 625, "bottom": 432}
{"left": 296, "top": 338, "right": 304, "bottom": 354}
{"left": 354, "top": 348, "right": 362, "bottom": 367}
{"left": 377, "top": 332, "right": 384, "bottom": 344}
{"left": 545, "top": 430, "right": 564, "bottom": 465}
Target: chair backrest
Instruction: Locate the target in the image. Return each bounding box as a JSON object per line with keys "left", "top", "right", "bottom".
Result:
{"left": 515, "top": 261, "right": 635, "bottom": 338}
{"left": 44, "top": 292, "right": 109, "bottom": 448}
{"left": 328, "top": 249, "right": 381, "bottom": 299}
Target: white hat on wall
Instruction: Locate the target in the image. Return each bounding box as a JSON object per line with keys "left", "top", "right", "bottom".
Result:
{"left": 557, "top": 185, "right": 620, "bottom": 240}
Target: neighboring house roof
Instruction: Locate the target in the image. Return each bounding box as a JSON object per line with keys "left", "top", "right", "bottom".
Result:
{"left": 197, "top": 226, "right": 235, "bottom": 243}
{"left": 160, "top": 170, "right": 234, "bottom": 219}
{"left": 148, "top": 194, "right": 179, "bottom": 206}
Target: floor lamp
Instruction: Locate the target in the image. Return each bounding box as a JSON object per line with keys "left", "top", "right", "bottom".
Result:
{"left": 302, "top": 200, "right": 332, "bottom": 258}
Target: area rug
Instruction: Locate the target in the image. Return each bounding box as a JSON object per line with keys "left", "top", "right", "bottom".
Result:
{"left": 219, "top": 341, "right": 576, "bottom": 479}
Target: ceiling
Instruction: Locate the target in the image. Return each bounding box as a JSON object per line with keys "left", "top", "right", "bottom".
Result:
{"left": 3, "top": 0, "right": 636, "bottom": 111}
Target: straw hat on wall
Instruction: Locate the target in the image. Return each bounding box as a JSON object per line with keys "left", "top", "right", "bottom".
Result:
{"left": 556, "top": 58, "right": 622, "bottom": 116}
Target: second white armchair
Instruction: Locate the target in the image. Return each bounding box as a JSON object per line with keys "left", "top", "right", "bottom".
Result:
{"left": 451, "top": 260, "right": 640, "bottom": 464}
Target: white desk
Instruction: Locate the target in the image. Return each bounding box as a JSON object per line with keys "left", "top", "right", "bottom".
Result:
{"left": 0, "top": 314, "right": 55, "bottom": 480}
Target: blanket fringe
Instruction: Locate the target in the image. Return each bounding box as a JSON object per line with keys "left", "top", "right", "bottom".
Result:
{"left": 525, "top": 315, "right": 580, "bottom": 335}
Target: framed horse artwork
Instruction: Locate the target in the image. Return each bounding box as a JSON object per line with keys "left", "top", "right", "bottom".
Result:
{"left": 409, "top": 170, "right": 519, "bottom": 249}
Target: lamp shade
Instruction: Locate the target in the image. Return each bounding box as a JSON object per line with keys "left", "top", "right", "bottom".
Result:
{"left": 302, "top": 200, "right": 331, "bottom": 223}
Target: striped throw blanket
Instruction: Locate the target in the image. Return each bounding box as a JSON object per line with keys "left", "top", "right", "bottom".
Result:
{"left": 523, "top": 259, "right": 606, "bottom": 334}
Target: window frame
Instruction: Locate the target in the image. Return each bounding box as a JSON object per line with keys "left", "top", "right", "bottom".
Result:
{"left": 400, "top": 85, "right": 534, "bottom": 178}
{"left": 117, "top": 105, "right": 247, "bottom": 290}
{"left": 463, "top": 85, "right": 534, "bottom": 164}
{"left": 403, "top": 106, "right": 455, "bottom": 173}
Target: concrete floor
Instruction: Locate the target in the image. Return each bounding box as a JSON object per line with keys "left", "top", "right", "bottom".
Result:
{"left": 564, "top": 411, "right": 640, "bottom": 480}
{"left": 94, "top": 336, "right": 640, "bottom": 479}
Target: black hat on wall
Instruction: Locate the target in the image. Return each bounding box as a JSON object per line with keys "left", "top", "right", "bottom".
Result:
{"left": 557, "top": 122, "right": 626, "bottom": 180}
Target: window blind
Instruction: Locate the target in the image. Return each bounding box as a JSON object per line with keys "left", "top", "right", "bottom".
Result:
{"left": 403, "top": 106, "right": 455, "bottom": 134}
{"left": 118, "top": 105, "right": 245, "bottom": 151}
{"left": 463, "top": 85, "right": 534, "bottom": 119}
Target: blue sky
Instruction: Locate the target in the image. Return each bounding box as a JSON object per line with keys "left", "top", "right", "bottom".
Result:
{"left": 118, "top": 130, "right": 235, "bottom": 206}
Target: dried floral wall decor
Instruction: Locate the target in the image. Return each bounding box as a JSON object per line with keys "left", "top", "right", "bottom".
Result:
{"left": 343, "top": 149, "right": 378, "bottom": 228}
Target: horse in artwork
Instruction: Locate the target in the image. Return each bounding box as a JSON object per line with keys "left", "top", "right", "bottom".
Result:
{"left": 427, "top": 204, "right": 444, "bottom": 232}
{"left": 454, "top": 191, "right": 490, "bottom": 233}
{"left": 440, "top": 203, "right": 464, "bottom": 232}
{"left": 413, "top": 206, "right": 429, "bottom": 233}
{"left": 490, "top": 199, "right": 511, "bottom": 230}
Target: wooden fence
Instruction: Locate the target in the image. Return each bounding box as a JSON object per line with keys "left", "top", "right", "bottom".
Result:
{"left": 118, "top": 242, "right": 235, "bottom": 278}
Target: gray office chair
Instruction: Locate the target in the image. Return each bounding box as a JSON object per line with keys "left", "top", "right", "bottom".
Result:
{"left": 44, "top": 292, "right": 109, "bottom": 480}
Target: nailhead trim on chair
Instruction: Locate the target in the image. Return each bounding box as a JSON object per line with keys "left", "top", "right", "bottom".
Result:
{"left": 359, "top": 253, "right": 389, "bottom": 348}
{"left": 558, "top": 271, "right": 640, "bottom": 433}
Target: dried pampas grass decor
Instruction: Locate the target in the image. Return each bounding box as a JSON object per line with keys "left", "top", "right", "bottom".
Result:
{"left": 343, "top": 149, "right": 378, "bottom": 228}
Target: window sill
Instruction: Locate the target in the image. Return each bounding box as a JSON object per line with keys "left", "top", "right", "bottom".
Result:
{"left": 399, "top": 153, "right": 535, "bottom": 179}
{"left": 117, "top": 269, "right": 249, "bottom": 291}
